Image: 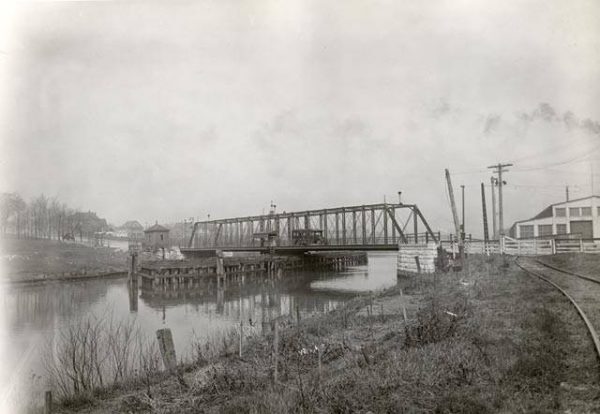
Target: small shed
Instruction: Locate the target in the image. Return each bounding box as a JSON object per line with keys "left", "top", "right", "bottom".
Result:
{"left": 144, "top": 223, "right": 170, "bottom": 250}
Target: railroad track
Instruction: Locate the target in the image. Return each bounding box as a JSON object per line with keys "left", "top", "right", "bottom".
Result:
{"left": 515, "top": 256, "right": 600, "bottom": 364}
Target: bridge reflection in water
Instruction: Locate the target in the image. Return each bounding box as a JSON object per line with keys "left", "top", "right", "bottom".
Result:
{"left": 2, "top": 253, "right": 397, "bottom": 412}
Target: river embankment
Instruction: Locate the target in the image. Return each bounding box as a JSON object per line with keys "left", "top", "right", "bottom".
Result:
{"left": 0, "top": 238, "right": 129, "bottom": 283}
{"left": 52, "top": 254, "right": 600, "bottom": 413}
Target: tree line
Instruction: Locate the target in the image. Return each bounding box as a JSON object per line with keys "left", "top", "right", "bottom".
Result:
{"left": 0, "top": 192, "right": 109, "bottom": 241}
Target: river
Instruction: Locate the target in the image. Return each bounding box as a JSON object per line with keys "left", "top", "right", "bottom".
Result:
{"left": 0, "top": 252, "right": 397, "bottom": 412}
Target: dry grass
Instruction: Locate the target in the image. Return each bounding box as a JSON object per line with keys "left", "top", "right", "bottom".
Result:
{"left": 539, "top": 253, "right": 600, "bottom": 278}
{"left": 58, "top": 254, "right": 600, "bottom": 413}
{"left": 1, "top": 237, "right": 128, "bottom": 281}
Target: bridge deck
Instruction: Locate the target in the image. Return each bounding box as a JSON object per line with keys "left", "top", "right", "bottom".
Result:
{"left": 180, "top": 244, "right": 399, "bottom": 257}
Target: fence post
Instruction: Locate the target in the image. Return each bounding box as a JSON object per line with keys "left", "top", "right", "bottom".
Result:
{"left": 273, "top": 322, "right": 279, "bottom": 383}
{"left": 239, "top": 320, "right": 243, "bottom": 358}
{"left": 551, "top": 239, "right": 556, "bottom": 255}
{"left": 317, "top": 344, "right": 322, "bottom": 385}
{"left": 44, "top": 390, "right": 52, "bottom": 414}
{"left": 400, "top": 289, "right": 407, "bottom": 322}
{"left": 580, "top": 238, "right": 584, "bottom": 253}
{"left": 156, "top": 328, "right": 177, "bottom": 373}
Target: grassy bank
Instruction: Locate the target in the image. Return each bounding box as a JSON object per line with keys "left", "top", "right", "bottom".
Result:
{"left": 53, "top": 255, "right": 599, "bottom": 413}
{"left": 539, "top": 253, "right": 600, "bottom": 279}
{"left": 0, "top": 237, "right": 128, "bottom": 282}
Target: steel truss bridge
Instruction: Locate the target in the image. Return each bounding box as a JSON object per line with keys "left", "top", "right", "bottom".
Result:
{"left": 182, "top": 202, "right": 438, "bottom": 255}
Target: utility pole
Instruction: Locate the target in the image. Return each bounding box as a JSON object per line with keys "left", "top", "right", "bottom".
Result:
{"left": 445, "top": 169, "right": 464, "bottom": 266}
{"left": 490, "top": 177, "right": 497, "bottom": 240}
{"left": 460, "top": 185, "right": 465, "bottom": 241}
{"left": 488, "top": 163, "right": 512, "bottom": 237}
{"left": 481, "top": 183, "right": 489, "bottom": 242}
{"left": 566, "top": 185, "right": 569, "bottom": 202}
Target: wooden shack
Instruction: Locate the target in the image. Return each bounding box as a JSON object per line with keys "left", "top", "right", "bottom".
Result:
{"left": 144, "top": 222, "right": 170, "bottom": 252}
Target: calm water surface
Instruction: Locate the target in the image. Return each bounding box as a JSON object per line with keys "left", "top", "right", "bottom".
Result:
{"left": 0, "top": 252, "right": 397, "bottom": 412}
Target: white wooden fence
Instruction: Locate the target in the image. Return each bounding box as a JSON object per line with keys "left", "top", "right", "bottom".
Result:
{"left": 452, "top": 236, "right": 600, "bottom": 256}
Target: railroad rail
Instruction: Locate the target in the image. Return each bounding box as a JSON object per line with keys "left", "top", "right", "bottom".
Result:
{"left": 515, "top": 257, "right": 600, "bottom": 366}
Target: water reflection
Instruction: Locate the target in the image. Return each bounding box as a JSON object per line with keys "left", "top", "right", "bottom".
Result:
{"left": 0, "top": 252, "right": 397, "bottom": 412}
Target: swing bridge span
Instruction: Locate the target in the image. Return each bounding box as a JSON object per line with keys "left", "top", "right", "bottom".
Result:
{"left": 181, "top": 202, "right": 438, "bottom": 256}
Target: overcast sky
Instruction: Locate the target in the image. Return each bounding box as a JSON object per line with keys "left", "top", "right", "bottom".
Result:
{"left": 0, "top": 0, "right": 599, "bottom": 234}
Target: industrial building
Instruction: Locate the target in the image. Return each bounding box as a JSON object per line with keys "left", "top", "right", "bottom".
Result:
{"left": 510, "top": 195, "right": 600, "bottom": 239}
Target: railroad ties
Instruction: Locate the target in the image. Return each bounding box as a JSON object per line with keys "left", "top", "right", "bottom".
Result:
{"left": 138, "top": 252, "right": 368, "bottom": 291}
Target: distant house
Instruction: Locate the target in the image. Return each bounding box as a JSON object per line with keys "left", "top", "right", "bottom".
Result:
{"left": 143, "top": 223, "right": 170, "bottom": 250}
{"left": 70, "top": 211, "right": 109, "bottom": 238}
{"left": 120, "top": 220, "right": 145, "bottom": 240}
{"left": 509, "top": 195, "right": 600, "bottom": 239}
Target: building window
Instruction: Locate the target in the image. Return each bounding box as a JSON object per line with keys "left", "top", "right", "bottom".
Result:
{"left": 582, "top": 207, "right": 592, "bottom": 216}
{"left": 538, "top": 224, "right": 553, "bottom": 237}
{"left": 555, "top": 208, "right": 566, "bottom": 217}
{"left": 569, "top": 207, "right": 580, "bottom": 217}
{"left": 520, "top": 225, "right": 534, "bottom": 238}
{"left": 556, "top": 224, "right": 567, "bottom": 235}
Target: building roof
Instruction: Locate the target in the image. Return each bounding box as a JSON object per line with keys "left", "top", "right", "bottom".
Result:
{"left": 144, "top": 223, "right": 170, "bottom": 233}
{"left": 511, "top": 194, "right": 600, "bottom": 226}
{"left": 122, "top": 220, "right": 144, "bottom": 230}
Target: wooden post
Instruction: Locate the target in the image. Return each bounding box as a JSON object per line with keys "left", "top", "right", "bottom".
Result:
{"left": 445, "top": 169, "right": 464, "bottom": 267}
{"left": 317, "top": 344, "right": 322, "bottom": 384}
{"left": 128, "top": 252, "right": 137, "bottom": 283}
{"left": 273, "top": 322, "right": 279, "bottom": 383}
{"left": 44, "top": 390, "right": 52, "bottom": 414}
{"left": 413, "top": 209, "right": 418, "bottom": 243}
{"left": 296, "top": 305, "right": 301, "bottom": 324}
{"left": 156, "top": 328, "right": 177, "bottom": 372}
{"left": 400, "top": 289, "right": 407, "bottom": 322}
{"left": 415, "top": 256, "right": 421, "bottom": 274}
{"left": 239, "top": 320, "right": 243, "bottom": 358}
{"left": 491, "top": 176, "right": 497, "bottom": 240}
{"left": 481, "top": 182, "right": 489, "bottom": 243}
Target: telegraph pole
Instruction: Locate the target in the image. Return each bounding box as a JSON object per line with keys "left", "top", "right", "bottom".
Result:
{"left": 490, "top": 177, "right": 497, "bottom": 239}
{"left": 488, "top": 163, "right": 512, "bottom": 236}
{"left": 566, "top": 185, "right": 569, "bottom": 201}
{"left": 481, "top": 183, "right": 489, "bottom": 242}
{"left": 461, "top": 185, "right": 465, "bottom": 241}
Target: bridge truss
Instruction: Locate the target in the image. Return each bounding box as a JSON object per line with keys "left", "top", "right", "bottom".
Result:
{"left": 186, "top": 203, "right": 437, "bottom": 251}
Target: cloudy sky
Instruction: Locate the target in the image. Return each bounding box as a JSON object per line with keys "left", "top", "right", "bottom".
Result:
{"left": 0, "top": 0, "right": 599, "bottom": 234}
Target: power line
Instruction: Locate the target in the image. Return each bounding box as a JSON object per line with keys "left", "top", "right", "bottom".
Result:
{"left": 510, "top": 141, "right": 599, "bottom": 163}
{"left": 511, "top": 144, "right": 600, "bottom": 172}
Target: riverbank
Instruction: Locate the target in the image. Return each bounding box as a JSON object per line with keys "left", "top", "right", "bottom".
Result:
{"left": 52, "top": 254, "right": 600, "bottom": 413}
{"left": 0, "top": 238, "right": 129, "bottom": 283}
